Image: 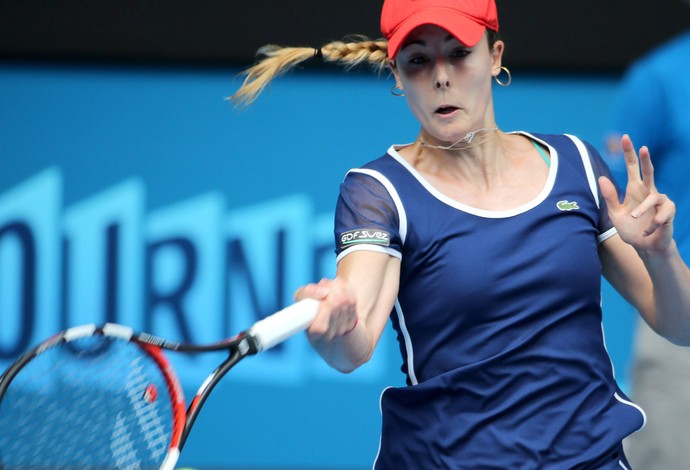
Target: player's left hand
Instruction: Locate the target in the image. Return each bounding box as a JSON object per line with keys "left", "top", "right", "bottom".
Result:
{"left": 598, "top": 134, "right": 676, "bottom": 255}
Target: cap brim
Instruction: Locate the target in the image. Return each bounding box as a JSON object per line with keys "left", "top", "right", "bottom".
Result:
{"left": 387, "top": 7, "right": 486, "bottom": 59}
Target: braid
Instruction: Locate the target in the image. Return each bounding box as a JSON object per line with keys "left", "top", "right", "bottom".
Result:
{"left": 230, "top": 36, "right": 390, "bottom": 107}
{"left": 321, "top": 36, "right": 389, "bottom": 71}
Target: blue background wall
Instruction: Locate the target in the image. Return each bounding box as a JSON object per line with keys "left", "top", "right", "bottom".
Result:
{"left": 0, "top": 63, "right": 634, "bottom": 469}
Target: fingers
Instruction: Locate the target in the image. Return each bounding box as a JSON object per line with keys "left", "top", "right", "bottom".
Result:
{"left": 598, "top": 176, "right": 620, "bottom": 209}
{"left": 621, "top": 134, "right": 656, "bottom": 190}
{"left": 638, "top": 144, "right": 655, "bottom": 190}
{"left": 631, "top": 192, "right": 660, "bottom": 219}
{"left": 609, "top": 135, "right": 675, "bottom": 249}
{"left": 295, "top": 278, "right": 358, "bottom": 340}
{"left": 294, "top": 279, "right": 330, "bottom": 301}
{"left": 621, "top": 134, "right": 640, "bottom": 183}
{"left": 618, "top": 135, "right": 659, "bottom": 214}
{"left": 633, "top": 193, "right": 676, "bottom": 237}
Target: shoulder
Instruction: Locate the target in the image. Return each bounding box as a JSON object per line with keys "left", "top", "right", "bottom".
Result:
{"left": 345, "top": 146, "right": 416, "bottom": 192}
{"left": 524, "top": 132, "right": 610, "bottom": 184}
{"left": 645, "top": 32, "right": 690, "bottom": 64}
{"left": 358, "top": 147, "right": 404, "bottom": 173}
{"left": 521, "top": 132, "right": 586, "bottom": 147}
{"left": 625, "top": 32, "right": 690, "bottom": 82}
{"left": 516, "top": 132, "right": 598, "bottom": 158}
{"left": 339, "top": 149, "right": 405, "bottom": 205}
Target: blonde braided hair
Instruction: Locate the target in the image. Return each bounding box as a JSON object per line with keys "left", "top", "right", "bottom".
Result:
{"left": 230, "top": 36, "right": 390, "bottom": 107}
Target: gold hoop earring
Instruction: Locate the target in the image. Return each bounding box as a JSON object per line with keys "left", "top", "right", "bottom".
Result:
{"left": 494, "top": 66, "right": 512, "bottom": 87}
{"left": 391, "top": 84, "right": 405, "bottom": 97}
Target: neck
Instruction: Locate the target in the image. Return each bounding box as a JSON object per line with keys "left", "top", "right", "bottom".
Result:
{"left": 419, "top": 127, "right": 499, "bottom": 151}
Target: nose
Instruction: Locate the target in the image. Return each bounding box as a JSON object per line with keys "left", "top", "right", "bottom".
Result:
{"left": 434, "top": 61, "right": 451, "bottom": 90}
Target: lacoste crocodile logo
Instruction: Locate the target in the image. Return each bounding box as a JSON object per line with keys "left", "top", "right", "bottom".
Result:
{"left": 557, "top": 200, "right": 580, "bottom": 211}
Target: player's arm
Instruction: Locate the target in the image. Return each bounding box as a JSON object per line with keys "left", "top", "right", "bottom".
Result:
{"left": 600, "top": 234, "right": 690, "bottom": 345}
{"left": 599, "top": 135, "right": 690, "bottom": 345}
{"left": 294, "top": 250, "right": 400, "bottom": 373}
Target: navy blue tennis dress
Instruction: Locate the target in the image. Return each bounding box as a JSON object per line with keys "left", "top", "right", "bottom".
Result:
{"left": 334, "top": 133, "right": 645, "bottom": 469}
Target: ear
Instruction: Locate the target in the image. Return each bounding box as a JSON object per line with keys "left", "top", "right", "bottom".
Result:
{"left": 490, "top": 40, "right": 505, "bottom": 77}
{"left": 389, "top": 61, "right": 403, "bottom": 88}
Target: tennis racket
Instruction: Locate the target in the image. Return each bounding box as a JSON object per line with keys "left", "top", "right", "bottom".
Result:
{"left": 0, "top": 298, "right": 319, "bottom": 470}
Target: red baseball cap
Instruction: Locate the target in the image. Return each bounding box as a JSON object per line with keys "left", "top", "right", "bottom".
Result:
{"left": 381, "top": 0, "right": 499, "bottom": 59}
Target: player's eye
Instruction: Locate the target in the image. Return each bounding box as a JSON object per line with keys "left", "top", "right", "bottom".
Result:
{"left": 408, "top": 54, "right": 430, "bottom": 65}
{"left": 450, "top": 48, "right": 470, "bottom": 59}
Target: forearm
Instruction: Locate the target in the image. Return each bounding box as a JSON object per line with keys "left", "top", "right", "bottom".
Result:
{"left": 640, "top": 241, "right": 690, "bottom": 345}
{"left": 308, "top": 320, "right": 374, "bottom": 373}
{"left": 297, "top": 252, "right": 400, "bottom": 373}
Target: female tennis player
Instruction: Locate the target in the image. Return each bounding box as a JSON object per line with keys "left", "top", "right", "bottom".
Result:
{"left": 232, "top": 0, "right": 690, "bottom": 468}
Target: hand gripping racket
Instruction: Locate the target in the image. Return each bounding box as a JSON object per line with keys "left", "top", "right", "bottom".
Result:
{"left": 0, "top": 298, "right": 319, "bottom": 470}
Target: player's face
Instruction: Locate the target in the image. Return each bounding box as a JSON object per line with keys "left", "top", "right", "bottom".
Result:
{"left": 392, "top": 25, "right": 503, "bottom": 145}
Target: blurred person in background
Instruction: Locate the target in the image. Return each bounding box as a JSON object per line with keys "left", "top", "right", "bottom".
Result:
{"left": 606, "top": 2, "right": 690, "bottom": 468}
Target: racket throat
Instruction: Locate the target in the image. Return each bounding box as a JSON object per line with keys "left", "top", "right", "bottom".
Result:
{"left": 237, "top": 333, "right": 260, "bottom": 356}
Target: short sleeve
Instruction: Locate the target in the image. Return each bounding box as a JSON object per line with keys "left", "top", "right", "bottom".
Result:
{"left": 334, "top": 170, "right": 403, "bottom": 261}
{"left": 583, "top": 140, "right": 620, "bottom": 242}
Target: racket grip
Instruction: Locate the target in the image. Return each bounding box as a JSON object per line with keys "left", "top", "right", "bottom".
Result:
{"left": 247, "top": 298, "right": 319, "bottom": 352}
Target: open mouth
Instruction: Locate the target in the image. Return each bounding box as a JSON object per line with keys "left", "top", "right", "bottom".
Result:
{"left": 435, "top": 106, "right": 459, "bottom": 115}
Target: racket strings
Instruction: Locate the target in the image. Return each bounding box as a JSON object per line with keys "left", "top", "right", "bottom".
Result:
{"left": 123, "top": 358, "right": 171, "bottom": 456}
{"left": 0, "top": 337, "right": 175, "bottom": 470}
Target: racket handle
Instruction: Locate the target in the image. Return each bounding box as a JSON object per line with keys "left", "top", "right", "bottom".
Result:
{"left": 247, "top": 298, "right": 319, "bottom": 352}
